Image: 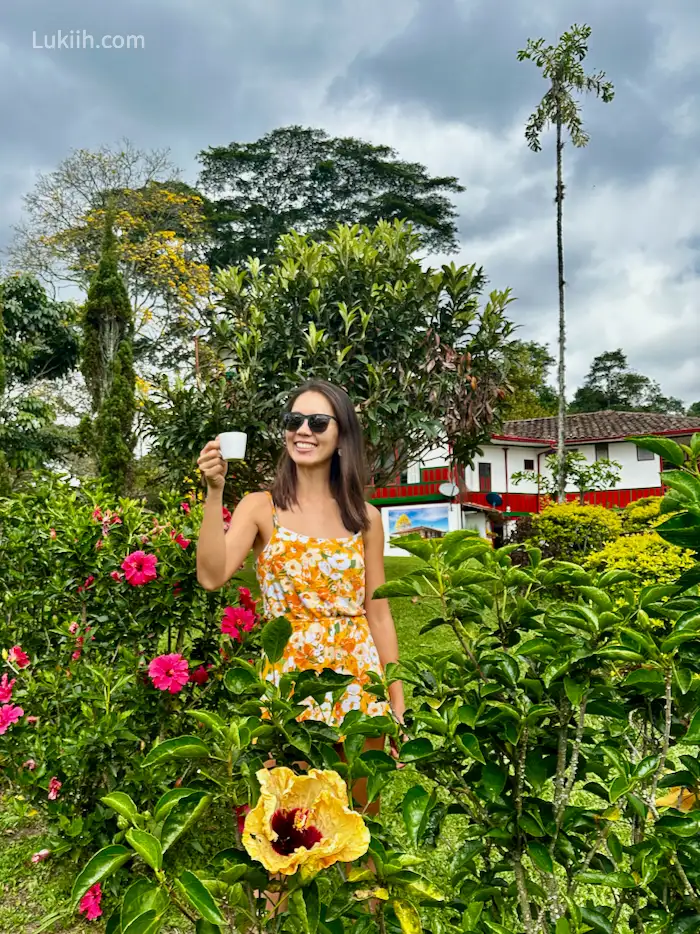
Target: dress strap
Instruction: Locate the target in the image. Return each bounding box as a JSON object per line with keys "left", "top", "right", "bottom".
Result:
{"left": 266, "top": 490, "right": 279, "bottom": 527}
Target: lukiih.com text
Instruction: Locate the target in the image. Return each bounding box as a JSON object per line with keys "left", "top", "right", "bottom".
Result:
{"left": 33, "top": 30, "right": 145, "bottom": 50}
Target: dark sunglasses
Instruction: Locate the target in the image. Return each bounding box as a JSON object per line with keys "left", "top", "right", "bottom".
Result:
{"left": 282, "top": 412, "right": 338, "bottom": 434}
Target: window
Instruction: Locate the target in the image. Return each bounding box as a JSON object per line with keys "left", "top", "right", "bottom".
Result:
{"left": 595, "top": 443, "right": 610, "bottom": 462}
{"left": 637, "top": 446, "right": 654, "bottom": 462}
{"left": 478, "top": 462, "right": 492, "bottom": 493}
{"left": 524, "top": 459, "right": 535, "bottom": 471}
{"left": 399, "top": 470, "right": 409, "bottom": 484}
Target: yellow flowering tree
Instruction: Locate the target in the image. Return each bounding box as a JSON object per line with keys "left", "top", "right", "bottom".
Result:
{"left": 586, "top": 530, "right": 696, "bottom": 591}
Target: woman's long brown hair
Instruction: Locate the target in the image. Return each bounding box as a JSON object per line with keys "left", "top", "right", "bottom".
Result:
{"left": 270, "top": 380, "right": 370, "bottom": 533}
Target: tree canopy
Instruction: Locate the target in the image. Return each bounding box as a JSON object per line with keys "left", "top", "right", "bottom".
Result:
{"left": 570, "top": 349, "right": 685, "bottom": 414}
{"left": 197, "top": 125, "right": 465, "bottom": 269}
{"left": 500, "top": 339, "right": 557, "bottom": 420}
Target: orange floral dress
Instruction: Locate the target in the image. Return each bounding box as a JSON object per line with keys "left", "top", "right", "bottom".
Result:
{"left": 256, "top": 492, "right": 391, "bottom": 726}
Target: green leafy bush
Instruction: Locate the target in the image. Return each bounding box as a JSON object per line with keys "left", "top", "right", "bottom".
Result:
{"left": 586, "top": 530, "right": 695, "bottom": 591}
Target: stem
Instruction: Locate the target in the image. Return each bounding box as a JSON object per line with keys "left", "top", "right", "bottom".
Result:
{"left": 514, "top": 854, "right": 535, "bottom": 932}
{"left": 516, "top": 727, "right": 528, "bottom": 821}
{"left": 555, "top": 99, "right": 567, "bottom": 504}
{"left": 451, "top": 618, "right": 486, "bottom": 680}
{"left": 673, "top": 856, "right": 700, "bottom": 910}
{"left": 648, "top": 669, "right": 673, "bottom": 814}
{"left": 551, "top": 699, "right": 571, "bottom": 820}
{"left": 557, "top": 694, "right": 588, "bottom": 826}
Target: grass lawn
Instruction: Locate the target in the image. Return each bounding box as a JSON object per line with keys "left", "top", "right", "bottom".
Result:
{"left": 0, "top": 558, "right": 452, "bottom": 932}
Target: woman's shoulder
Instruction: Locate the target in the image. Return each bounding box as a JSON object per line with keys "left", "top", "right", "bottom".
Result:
{"left": 364, "top": 502, "right": 383, "bottom": 533}
{"left": 235, "top": 490, "right": 271, "bottom": 517}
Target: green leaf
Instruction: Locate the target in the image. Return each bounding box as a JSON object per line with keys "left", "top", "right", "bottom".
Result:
{"left": 101, "top": 793, "right": 140, "bottom": 827}
{"left": 402, "top": 786, "right": 438, "bottom": 847}
{"left": 195, "top": 923, "right": 224, "bottom": 934}
{"left": 576, "top": 587, "right": 613, "bottom": 611}
{"left": 142, "top": 736, "right": 211, "bottom": 768}
{"left": 685, "top": 710, "right": 700, "bottom": 744}
{"left": 122, "top": 912, "right": 159, "bottom": 934}
{"left": 633, "top": 755, "right": 661, "bottom": 782}
{"left": 564, "top": 677, "right": 587, "bottom": 706}
{"left": 174, "top": 871, "right": 226, "bottom": 926}
{"left": 579, "top": 907, "right": 614, "bottom": 934}
{"left": 373, "top": 579, "right": 423, "bottom": 598}
{"left": 662, "top": 470, "right": 700, "bottom": 504}
{"left": 224, "top": 667, "right": 262, "bottom": 695}
{"left": 71, "top": 845, "right": 133, "bottom": 907}
{"left": 576, "top": 870, "right": 636, "bottom": 888}
{"left": 290, "top": 882, "right": 320, "bottom": 934}
{"left": 399, "top": 739, "right": 435, "bottom": 763}
{"left": 555, "top": 920, "right": 571, "bottom": 934}
{"left": 161, "top": 792, "right": 212, "bottom": 853}
{"left": 126, "top": 829, "right": 163, "bottom": 872}
{"left": 185, "top": 710, "right": 228, "bottom": 733}
{"left": 121, "top": 880, "right": 168, "bottom": 932}
{"left": 451, "top": 568, "right": 497, "bottom": 587}
{"left": 455, "top": 730, "right": 485, "bottom": 764}
{"left": 154, "top": 787, "right": 203, "bottom": 822}
{"left": 527, "top": 842, "right": 553, "bottom": 874}
{"left": 261, "top": 616, "right": 293, "bottom": 664}
{"left": 392, "top": 539, "right": 434, "bottom": 562}
{"left": 628, "top": 435, "right": 685, "bottom": 466}
{"left": 392, "top": 898, "right": 422, "bottom": 934}
{"left": 480, "top": 762, "right": 507, "bottom": 800}
{"left": 668, "top": 915, "right": 700, "bottom": 934}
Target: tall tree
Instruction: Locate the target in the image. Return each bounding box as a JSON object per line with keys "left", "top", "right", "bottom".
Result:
{"left": 0, "top": 274, "right": 80, "bottom": 488}
{"left": 500, "top": 339, "right": 557, "bottom": 420}
{"left": 197, "top": 125, "right": 464, "bottom": 268}
{"left": 80, "top": 214, "right": 136, "bottom": 493}
{"left": 570, "top": 349, "right": 685, "bottom": 414}
{"left": 518, "top": 25, "right": 614, "bottom": 501}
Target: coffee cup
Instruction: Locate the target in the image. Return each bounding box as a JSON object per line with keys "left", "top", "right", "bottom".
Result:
{"left": 218, "top": 431, "right": 247, "bottom": 460}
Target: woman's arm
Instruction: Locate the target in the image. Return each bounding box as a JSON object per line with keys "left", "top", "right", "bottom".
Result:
{"left": 363, "top": 504, "right": 405, "bottom": 722}
{"left": 196, "top": 490, "right": 263, "bottom": 591}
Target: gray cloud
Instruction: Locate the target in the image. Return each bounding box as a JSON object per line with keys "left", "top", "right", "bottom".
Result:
{"left": 1, "top": 0, "right": 698, "bottom": 404}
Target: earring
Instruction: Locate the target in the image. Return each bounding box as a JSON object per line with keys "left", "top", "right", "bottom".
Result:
{"left": 337, "top": 449, "right": 342, "bottom": 457}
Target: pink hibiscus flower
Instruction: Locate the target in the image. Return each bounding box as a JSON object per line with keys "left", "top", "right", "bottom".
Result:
{"left": 148, "top": 653, "right": 189, "bottom": 694}
{"left": 31, "top": 849, "right": 51, "bottom": 863}
{"left": 71, "top": 650, "right": 82, "bottom": 661}
{"left": 110, "top": 570, "right": 124, "bottom": 582}
{"left": 181, "top": 501, "right": 191, "bottom": 514}
{"left": 221, "top": 607, "right": 256, "bottom": 642}
{"left": 78, "top": 883, "right": 102, "bottom": 921}
{"left": 77, "top": 575, "right": 95, "bottom": 594}
{"left": 48, "top": 777, "right": 62, "bottom": 800}
{"left": 189, "top": 666, "right": 209, "bottom": 686}
{"left": 0, "top": 704, "right": 23, "bottom": 734}
{"left": 8, "top": 645, "right": 30, "bottom": 668}
{"left": 23, "top": 759, "right": 36, "bottom": 770}
{"left": 171, "top": 530, "right": 191, "bottom": 549}
{"left": 68, "top": 622, "right": 79, "bottom": 635}
{"left": 0, "top": 674, "right": 16, "bottom": 703}
{"left": 49, "top": 528, "right": 57, "bottom": 540}
{"left": 121, "top": 551, "right": 158, "bottom": 587}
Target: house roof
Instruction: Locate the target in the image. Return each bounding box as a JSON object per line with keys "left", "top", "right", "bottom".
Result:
{"left": 494, "top": 411, "right": 700, "bottom": 444}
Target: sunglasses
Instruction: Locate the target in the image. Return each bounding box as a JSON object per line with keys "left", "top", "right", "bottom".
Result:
{"left": 282, "top": 412, "right": 338, "bottom": 434}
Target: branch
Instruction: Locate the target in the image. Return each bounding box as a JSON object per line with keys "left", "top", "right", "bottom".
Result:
{"left": 648, "top": 669, "right": 673, "bottom": 817}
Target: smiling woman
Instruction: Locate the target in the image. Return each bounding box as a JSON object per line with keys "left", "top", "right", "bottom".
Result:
{"left": 195, "top": 378, "right": 405, "bottom": 808}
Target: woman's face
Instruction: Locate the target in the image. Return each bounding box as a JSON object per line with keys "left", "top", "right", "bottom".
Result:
{"left": 285, "top": 391, "right": 340, "bottom": 468}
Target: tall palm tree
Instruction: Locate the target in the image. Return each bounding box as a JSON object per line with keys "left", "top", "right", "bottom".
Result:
{"left": 518, "top": 25, "right": 614, "bottom": 502}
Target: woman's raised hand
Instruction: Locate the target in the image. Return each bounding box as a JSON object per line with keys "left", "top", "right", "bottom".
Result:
{"left": 197, "top": 437, "right": 228, "bottom": 491}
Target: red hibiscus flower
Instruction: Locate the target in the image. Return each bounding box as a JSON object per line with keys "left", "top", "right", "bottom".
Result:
{"left": 121, "top": 551, "right": 158, "bottom": 586}
{"left": 72, "top": 650, "right": 82, "bottom": 661}
{"left": 181, "top": 501, "right": 191, "bottom": 515}
{"left": 110, "top": 570, "right": 124, "bottom": 582}
{"left": 238, "top": 587, "right": 258, "bottom": 613}
{"left": 110, "top": 514, "right": 122, "bottom": 525}
{"left": 48, "top": 777, "right": 62, "bottom": 800}
{"left": 148, "top": 653, "right": 189, "bottom": 694}
{"left": 0, "top": 704, "right": 23, "bottom": 734}
{"left": 8, "top": 645, "right": 30, "bottom": 669}
{"left": 171, "top": 531, "right": 191, "bottom": 549}
{"left": 0, "top": 674, "right": 16, "bottom": 703}
{"left": 92, "top": 507, "right": 103, "bottom": 521}
{"left": 68, "top": 622, "right": 79, "bottom": 635}
{"left": 78, "top": 883, "right": 102, "bottom": 921}
{"left": 23, "top": 759, "right": 36, "bottom": 770}
{"left": 78, "top": 575, "right": 96, "bottom": 593}
{"left": 222, "top": 506, "right": 232, "bottom": 530}
{"left": 189, "top": 666, "right": 209, "bottom": 686}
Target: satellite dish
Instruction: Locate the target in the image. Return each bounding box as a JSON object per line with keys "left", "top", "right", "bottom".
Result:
{"left": 485, "top": 492, "right": 503, "bottom": 508}
{"left": 439, "top": 482, "right": 459, "bottom": 498}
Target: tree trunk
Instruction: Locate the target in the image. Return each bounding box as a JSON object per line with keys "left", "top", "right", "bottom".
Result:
{"left": 555, "top": 104, "right": 567, "bottom": 503}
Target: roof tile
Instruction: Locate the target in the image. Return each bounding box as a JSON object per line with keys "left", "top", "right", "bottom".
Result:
{"left": 498, "top": 411, "right": 700, "bottom": 443}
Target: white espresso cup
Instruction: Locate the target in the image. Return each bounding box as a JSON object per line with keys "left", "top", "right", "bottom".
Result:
{"left": 218, "top": 431, "right": 247, "bottom": 460}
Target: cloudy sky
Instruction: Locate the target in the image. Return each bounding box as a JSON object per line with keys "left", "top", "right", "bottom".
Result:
{"left": 1, "top": 0, "right": 698, "bottom": 404}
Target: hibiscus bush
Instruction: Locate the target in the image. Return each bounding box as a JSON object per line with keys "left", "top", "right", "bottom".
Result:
{"left": 0, "top": 474, "right": 257, "bottom": 853}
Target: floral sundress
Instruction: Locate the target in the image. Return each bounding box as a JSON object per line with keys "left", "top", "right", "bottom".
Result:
{"left": 256, "top": 492, "right": 391, "bottom": 726}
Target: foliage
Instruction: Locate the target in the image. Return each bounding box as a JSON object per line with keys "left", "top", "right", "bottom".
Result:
{"left": 511, "top": 451, "right": 622, "bottom": 505}
{"left": 0, "top": 475, "right": 242, "bottom": 858}
{"left": 620, "top": 496, "right": 664, "bottom": 534}
{"left": 586, "top": 530, "right": 696, "bottom": 591}
{"left": 80, "top": 216, "right": 136, "bottom": 493}
{"left": 0, "top": 273, "right": 80, "bottom": 482}
{"left": 500, "top": 340, "right": 558, "bottom": 420}
{"left": 523, "top": 501, "right": 622, "bottom": 560}
{"left": 198, "top": 124, "right": 465, "bottom": 268}
{"left": 571, "top": 349, "right": 686, "bottom": 414}
{"left": 204, "top": 220, "right": 516, "bottom": 497}
{"left": 518, "top": 23, "right": 614, "bottom": 502}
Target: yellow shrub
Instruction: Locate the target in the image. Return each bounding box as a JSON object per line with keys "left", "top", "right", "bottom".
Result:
{"left": 527, "top": 503, "right": 622, "bottom": 560}
{"left": 586, "top": 531, "right": 695, "bottom": 589}
{"left": 620, "top": 496, "right": 664, "bottom": 533}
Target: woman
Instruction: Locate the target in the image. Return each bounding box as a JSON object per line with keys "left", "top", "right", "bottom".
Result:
{"left": 195, "top": 379, "right": 405, "bottom": 801}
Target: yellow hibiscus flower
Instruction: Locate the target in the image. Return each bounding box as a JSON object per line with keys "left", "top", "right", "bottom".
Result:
{"left": 242, "top": 767, "right": 370, "bottom": 875}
